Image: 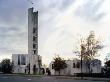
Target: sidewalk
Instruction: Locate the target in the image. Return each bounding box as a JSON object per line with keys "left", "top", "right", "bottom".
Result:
{"left": 83, "top": 77, "right": 110, "bottom": 81}
{"left": 0, "top": 73, "right": 43, "bottom": 77}
{"left": 52, "top": 75, "right": 110, "bottom": 81}
{"left": 0, "top": 74, "right": 110, "bottom": 81}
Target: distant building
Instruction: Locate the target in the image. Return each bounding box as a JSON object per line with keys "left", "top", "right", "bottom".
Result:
{"left": 12, "top": 8, "right": 42, "bottom": 74}
{"left": 49, "top": 59, "right": 101, "bottom": 75}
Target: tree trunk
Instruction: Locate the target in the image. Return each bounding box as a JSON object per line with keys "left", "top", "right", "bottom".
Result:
{"left": 81, "top": 52, "right": 83, "bottom": 79}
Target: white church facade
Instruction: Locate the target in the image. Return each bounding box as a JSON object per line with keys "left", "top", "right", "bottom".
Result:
{"left": 12, "top": 8, "right": 42, "bottom": 74}
{"left": 49, "top": 59, "right": 101, "bottom": 75}
{"left": 12, "top": 54, "right": 28, "bottom": 73}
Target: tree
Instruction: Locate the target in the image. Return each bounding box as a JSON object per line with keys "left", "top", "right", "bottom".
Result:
{"left": 105, "top": 60, "right": 110, "bottom": 67}
{"left": 52, "top": 55, "right": 67, "bottom": 75}
{"left": 74, "top": 31, "right": 103, "bottom": 73}
{"left": 0, "top": 63, "right": 2, "bottom": 72}
{"left": 104, "top": 60, "right": 110, "bottom": 75}
{"left": 104, "top": 53, "right": 110, "bottom": 64}
{"left": 1, "top": 59, "right": 13, "bottom": 73}
{"left": 85, "top": 31, "right": 103, "bottom": 72}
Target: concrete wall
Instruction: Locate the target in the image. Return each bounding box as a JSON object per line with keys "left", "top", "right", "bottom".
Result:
{"left": 28, "top": 8, "right": 41, "bottom": 74}
{"left": 28, "top": 55, "right": 42, "bottom": 74}
{"left": 12, "top": 54, "right": 27, "bottom": 73}
{"left": 28, "top": 7, "right": 38, "bottom": 56}
{"left": 12, "top": 54, "right": 42, "bottom": 74}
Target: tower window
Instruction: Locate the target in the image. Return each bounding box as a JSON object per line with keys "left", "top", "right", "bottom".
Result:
{"left": 18, "top": 55, "right": 20, "bottom": 65}
{"left": 33, "top": 28, "right": 37, "bottom": 33}
{"left": 33, "top": 36, "right": 37, "bottom": 42}
{"left": 33, "top": 44, "right": 36, "bottom": 49}
{"left": 73, "top": 63, "right": 75, "bottom": 68}
{"left": 33, "top": 36, "right": 36, "bottom": 41}
{"left": 33, "top": 50, "right": 36, "bottom": 54}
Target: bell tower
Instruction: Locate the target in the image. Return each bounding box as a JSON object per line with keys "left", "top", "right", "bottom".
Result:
{"left": 28, "top": 8, "right": 41, "bottom": 74}
{"left": 28, "top": 7, "right": 38, "bottom": 56}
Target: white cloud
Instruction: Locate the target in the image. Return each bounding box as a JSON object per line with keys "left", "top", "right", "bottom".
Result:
{"left": 0, "top": 0, "right": 28, "bottom": 60}
{"left": 0, "top": 0, "right": 110, "bottom": 66}
{"left": 36, "top": 0, "right": 110, "bottom": 65}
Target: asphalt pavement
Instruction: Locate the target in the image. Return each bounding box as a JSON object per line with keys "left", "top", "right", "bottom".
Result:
{"left": 0, "top": 74, "right": 106, "bottom": 82}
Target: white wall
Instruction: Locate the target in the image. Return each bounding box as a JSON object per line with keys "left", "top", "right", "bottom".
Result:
{"left": 49, "top": 59, "right": 101, "bottom": 75}
{"left": 12, "top": 54, "right": 28, "bottom": 73}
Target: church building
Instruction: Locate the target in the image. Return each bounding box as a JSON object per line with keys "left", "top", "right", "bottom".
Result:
{"left": 12, "top": 8, "right": 42, "bottom": 74}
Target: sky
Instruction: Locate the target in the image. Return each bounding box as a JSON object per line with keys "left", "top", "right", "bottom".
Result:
{"left": 0, "top": 0, "right": 110, "bottom": 65}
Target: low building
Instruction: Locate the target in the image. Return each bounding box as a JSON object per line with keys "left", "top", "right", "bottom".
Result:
{"left": 12, "top": 54, "right": 27, "bottom": 73}
{"left": 49, "top": 59, "right": 101, "bottom": 75}
{"left": 12, "top": 54, "right": 42, "bottom": 74}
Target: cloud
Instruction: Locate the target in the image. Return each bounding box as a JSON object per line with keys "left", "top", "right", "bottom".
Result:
{"left": 0, "top": 0, "right": 28, "bottom": 58}
{"left": 75, "top": 0, "right": 106, "bottom": 22}
{"left": 36, "top": 0, "right": 110, "bottom": 65}
{"left": 0, "top": 0, "right": 110, "bottom": 66}
{"left": 0, "top": 0, "right": 28, "bottom": 25}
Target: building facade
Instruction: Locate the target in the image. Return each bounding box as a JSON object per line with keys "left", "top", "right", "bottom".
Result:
{"left": 12, "top": 54, "right": 28, "bottom": 73}
{"left": 49, "top": 59, "right": 101, "bottom": 75}
{"left": 12, "top": 8, "right": 42, "bottom": 74}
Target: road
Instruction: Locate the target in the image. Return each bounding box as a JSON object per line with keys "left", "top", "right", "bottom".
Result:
{"left": 0, "top": 75, "right": 106, "bottom": 82}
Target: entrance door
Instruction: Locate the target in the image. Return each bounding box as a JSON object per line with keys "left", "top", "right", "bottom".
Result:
{"left": 33, "top": 65, "right": 36, "bottom": 74}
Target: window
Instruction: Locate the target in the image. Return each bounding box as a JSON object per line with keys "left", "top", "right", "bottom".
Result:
{"left": 33, "top": 50, "right": 36, "bottom": 54}
{"left": 21, "top": 55, "right": 26, "bottom": 65}
{"left": 33, "top": 36, "right": 37, "bottom": 42}
{"left": 73, "top": 63, "right": 75, "bottom": 68}
{"left": 33, "top": 44, "right": 36, "bottom": 48}
{"left": 33, "top": 36, "right": 37, "bottom": 41}
{"left": 33, "top": 28, "right": 37, "bottom": 33}
{"left": 52, "top": 64, "right": 54, "bottom": 69}
{"left": 33, "top": 12, "right": 38, "bottom": 24}
{"left": 76, "top": 62, "right": 80, "bottom": 68}
{"left": 18, "top": 55, "right": 20, "bottom": 65}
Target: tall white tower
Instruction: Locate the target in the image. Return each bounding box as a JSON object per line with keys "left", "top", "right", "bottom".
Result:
{"left": 28, "top": 7, "right": 38, "bottom": 55}
{"left": 28, "top": 8, "right": 42, "bottom": 74}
